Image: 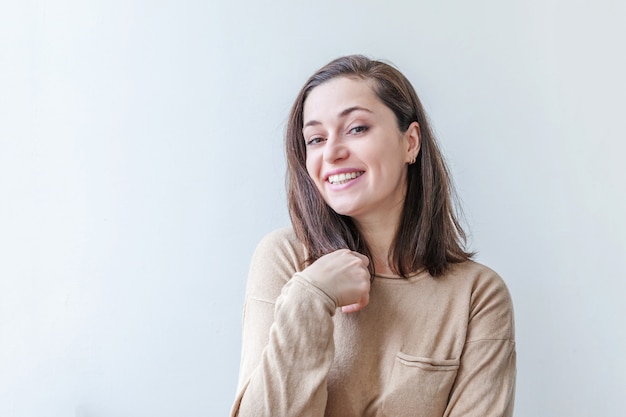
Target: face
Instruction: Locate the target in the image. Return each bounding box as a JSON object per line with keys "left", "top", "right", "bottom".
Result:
{"left": 302, "top": 77, "right": 420, "bottom": 224}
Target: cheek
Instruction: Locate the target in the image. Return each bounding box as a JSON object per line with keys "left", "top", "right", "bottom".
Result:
{"left": 305, "top": 154, "right": 319, "bottom": 180}
{"left": 305, "top": 157, "right": 327, "bottom": 195}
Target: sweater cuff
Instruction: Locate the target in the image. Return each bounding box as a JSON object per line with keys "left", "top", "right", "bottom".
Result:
{"left": 291, "top": 272, "right": 338, "bottom": 313}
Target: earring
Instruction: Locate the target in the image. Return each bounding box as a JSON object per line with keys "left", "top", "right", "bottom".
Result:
{"left": 409, "top": 155, "right": 416, "bottom": 165}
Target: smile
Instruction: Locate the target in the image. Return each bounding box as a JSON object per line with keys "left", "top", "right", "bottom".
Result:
{"left": 327, "top": 171, "right": 364, "bottom": 185}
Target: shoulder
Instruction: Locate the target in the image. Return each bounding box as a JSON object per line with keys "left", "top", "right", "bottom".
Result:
{"left": 252, "top": 227, "right": 307, "bottom": 269}
{"left": 445, "top": 261, "right": 515, "bottom": 341}
{"left": 254, "top": 227, "right": 301, "bottom": 254}
{"left": 446, "top": 260, "right": 510, "bottom": 296}
{"left": 245, "top": 227, "right": 307, "bottom": 302}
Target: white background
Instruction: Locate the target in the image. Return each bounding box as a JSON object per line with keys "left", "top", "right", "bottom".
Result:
{"left": 1, "top": 1, "right": 625, "bottom": 416}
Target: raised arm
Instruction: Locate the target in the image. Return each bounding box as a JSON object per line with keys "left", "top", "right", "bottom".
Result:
{"left": 230, "top": 230, "right": 370, "bottom": 417}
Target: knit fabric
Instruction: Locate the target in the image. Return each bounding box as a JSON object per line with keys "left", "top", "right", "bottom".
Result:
{"left": 231, "top": 228, "right": 516, "bottom": 417}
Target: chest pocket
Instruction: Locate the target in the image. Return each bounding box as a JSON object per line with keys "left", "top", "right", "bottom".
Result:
{"left": 381, "top": 352, "right": 459, "bottom": 417}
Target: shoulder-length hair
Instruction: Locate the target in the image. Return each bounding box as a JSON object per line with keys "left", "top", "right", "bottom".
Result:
{"left": 286, "top": 55, "right": 473, "bottom": 277}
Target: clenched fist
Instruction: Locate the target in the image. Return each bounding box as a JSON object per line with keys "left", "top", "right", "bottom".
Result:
{"left": 303, "top": 249, "right": 371, "bottom": 313}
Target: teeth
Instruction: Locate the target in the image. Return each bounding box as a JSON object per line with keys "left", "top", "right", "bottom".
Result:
{"left": 328, "top": 171, "right": 363, "bottom": 185}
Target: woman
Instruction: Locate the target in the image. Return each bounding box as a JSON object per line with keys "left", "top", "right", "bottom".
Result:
{"left": 231, "top": 55, "right": 516, "bottom": 417}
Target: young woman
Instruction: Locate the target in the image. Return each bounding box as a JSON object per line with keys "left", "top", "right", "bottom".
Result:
{"left": 231, "top": 55, "right": 516, "bottom": 417}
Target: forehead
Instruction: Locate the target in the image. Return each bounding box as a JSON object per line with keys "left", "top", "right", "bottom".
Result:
{"left": 303, "top": 77, "right": 383, "bottom": 121}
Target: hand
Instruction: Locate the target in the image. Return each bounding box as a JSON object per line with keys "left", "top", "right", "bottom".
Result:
{"left": 302, "top": 249, "right": 371, "bottom": 313}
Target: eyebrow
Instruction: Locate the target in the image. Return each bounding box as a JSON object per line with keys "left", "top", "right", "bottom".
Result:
{"left": 303, "top": 106, "right": 373, "bottom": 129}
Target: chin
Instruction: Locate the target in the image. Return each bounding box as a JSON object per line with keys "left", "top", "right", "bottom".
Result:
{"left": 324, "top": 196, "right": 366, "bottom": 218}
{"left": 328, "top": 205, "right": 359, "bottom": 218}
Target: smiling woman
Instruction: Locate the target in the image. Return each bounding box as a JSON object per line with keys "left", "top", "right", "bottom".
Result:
{"left": 230, "top": 55, "right": 516, "bottom": 417}
{"left": 303, "top": 78, "right": 418, "bottom": 234}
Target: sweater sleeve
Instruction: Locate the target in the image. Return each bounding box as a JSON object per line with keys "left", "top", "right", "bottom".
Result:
{"left": 444, "top": 270, "right": 517, "bottom": 417}
{"left": 230, "top": 230, "right": 338, "bottom": 417}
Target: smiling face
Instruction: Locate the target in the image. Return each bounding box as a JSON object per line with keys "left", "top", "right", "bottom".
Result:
{"left": 302, "top": 77, "right": 420, "bottom": 225}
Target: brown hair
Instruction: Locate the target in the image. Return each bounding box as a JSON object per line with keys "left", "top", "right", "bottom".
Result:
{"left": 286, "top": 55, "right": 473, "bottom": 277}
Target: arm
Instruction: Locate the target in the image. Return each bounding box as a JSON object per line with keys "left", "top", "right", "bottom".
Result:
{"left": 230, "top": 230, "right": 370, "bottom": 417}
{"left": 444, "top": 271, "right": 517, "bottom": 417}
{"left": 232, "top": 274, "right": 337, "bottom": 417}
{"left": 230, "top": 231, "right": 335, "bottom": 417}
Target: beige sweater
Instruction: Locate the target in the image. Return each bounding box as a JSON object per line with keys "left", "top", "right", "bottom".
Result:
{"left": 231, "top": 228, "right": 516, "bottom": 417}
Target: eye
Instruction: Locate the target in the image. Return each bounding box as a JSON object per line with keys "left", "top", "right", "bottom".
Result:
{"left": 306, "top": 136, "right": 325, "bottom": 146}
{"left": 348, "top": 125, "right": 369, "bottom": 135}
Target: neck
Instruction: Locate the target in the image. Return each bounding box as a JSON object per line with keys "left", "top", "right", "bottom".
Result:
{"left": 354, "top": 211, "right": 401, "bottom": 276}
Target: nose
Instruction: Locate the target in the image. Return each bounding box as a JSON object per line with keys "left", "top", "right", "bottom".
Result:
{"left": 323, "top": 136, "right": 349, "bottom": 163}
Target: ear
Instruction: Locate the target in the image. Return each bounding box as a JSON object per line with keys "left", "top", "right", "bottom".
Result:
{"left": 404, "top": 121, "right": 421, "bottom": 163}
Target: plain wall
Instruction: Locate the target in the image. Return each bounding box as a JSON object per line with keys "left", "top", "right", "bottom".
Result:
{"left": 1, "top": 0, "right": 625, "bottom": 416}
